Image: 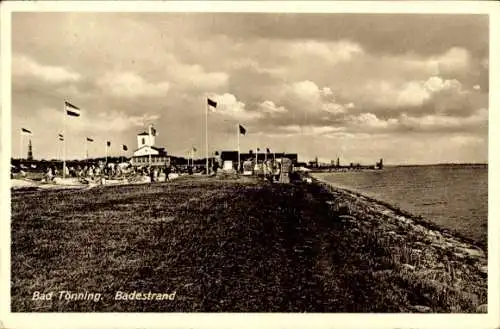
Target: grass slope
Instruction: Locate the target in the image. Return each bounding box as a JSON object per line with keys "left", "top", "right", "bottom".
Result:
{"left": 11, "top": 177, "right": 486, "bottom": 312}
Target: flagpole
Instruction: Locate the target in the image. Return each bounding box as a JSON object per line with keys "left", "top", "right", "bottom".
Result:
{"left": 148, "top": 124, "right": 152, "bottom": 173}
{"left": 237, "top": 123, "right": 240, "bottom": 173}
{"left": 205, "top": 97, "right": 209, "bottom": 175}
{"left": 85, "top": 138, "right": 88, "bottom": 161}
{"left": 19, "top": 130, "right": 23, "bottom": 161}
{"left": 63, "top": 103, "right": 67, "bottom": 179}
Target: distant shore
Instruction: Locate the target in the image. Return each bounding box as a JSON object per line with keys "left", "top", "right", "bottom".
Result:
{"left": 306, "top": 162, "right": 487, "bottom": 173}
{"left": 11, "top": 175, "right": 487, "bottom": 312}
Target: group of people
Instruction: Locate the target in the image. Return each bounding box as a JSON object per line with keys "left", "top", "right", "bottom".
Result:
{"left": 256, "top": 160, "right": 282, "bottom": 182}
{"left": 240, "top": 159, "right": 285, "bottom": 183}
{"left": 43, "top": 162, "right": 176, "bottom": 183}
{"left": 147, "top": 165, "right": 172, "bottom": 182}
{"left": 39, "top": 158, "right": 291, "bottom": 184}
{"left": 44, "top": 163, "right": 126, "bottom": 181}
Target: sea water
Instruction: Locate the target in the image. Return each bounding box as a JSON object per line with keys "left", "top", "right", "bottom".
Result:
{"left": 315, "top": 164, "right": 488, "bottom": 245}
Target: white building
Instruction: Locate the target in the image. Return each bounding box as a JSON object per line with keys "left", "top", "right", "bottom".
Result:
{"left": 131, "top": 131, "right": 170, "bottom": 167}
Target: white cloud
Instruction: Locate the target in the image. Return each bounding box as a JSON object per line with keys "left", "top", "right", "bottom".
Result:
{"left": 396, "top": 81, "right": 431, "bottom": 107}
{"left": 424, "top": 76, "right": 462, "bottom": 93}
{"left": 400, "top": 108, "right": 488, "bottom": 130}
{"left": 286, "top": 80, "right": 350, "bottom": 115}
{"left": 258, "top": 100, "right": 287, "bottom": 114}
{"left": 322, "top": 103, "right": 347, "bottom": 114}
{"left": 361, "top": 76, "right": 467, "bottom": 109}
{"left": 434, "top": 47, "right": 471, "bottom": 73}
{"left": 212, "top": 93, "right": 262, "bottom": 120}
{"left": 97, "top": 72, "right": 171, "bottom": 98}
{"left": 349, "top": 113, "right": 398, "bottom": 129}
{"left": 290, "top": 80, "right": 322, "bottom": 102}
{"left": 12, "top": 54, "right": 81, "bottom": 83}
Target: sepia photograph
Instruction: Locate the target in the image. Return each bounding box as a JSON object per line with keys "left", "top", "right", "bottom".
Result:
{"left": 1, "top": 1, "right": 499, "bottom": 328}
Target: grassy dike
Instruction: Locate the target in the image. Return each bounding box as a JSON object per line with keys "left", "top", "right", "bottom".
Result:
{"left": 11, "top": 175, "right": 487, "bottom": 312}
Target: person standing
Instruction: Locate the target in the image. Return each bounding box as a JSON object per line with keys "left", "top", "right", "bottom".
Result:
{"left": 149, "top": 167, "right": 155, "bottom": 183}
{"left": 165, "top": 165, "right": 171, "bottom": 180}
{"left": 46, "top": 167, "right": 54, "bottom": 182}
{"left": 213, "top": 160, "right": 219, "bottom": 175}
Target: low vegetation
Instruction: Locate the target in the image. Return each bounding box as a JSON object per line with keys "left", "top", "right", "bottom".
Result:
{"left": 11, "top": 176, "right": 487, "bottom": 312}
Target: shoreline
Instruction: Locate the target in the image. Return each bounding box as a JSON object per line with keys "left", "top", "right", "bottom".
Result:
{"left": 306, "top": 176, "right": 487, "bottom": 312}
{"left": 311, "top": 174, "right": 486, "bottom": 251}
{"left": 311, "top": 174, "right": 487, "bottom": 262}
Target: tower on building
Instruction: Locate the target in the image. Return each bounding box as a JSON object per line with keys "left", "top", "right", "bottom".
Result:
{"left": 131, "top": 127, "right": 169, "bottom": 168}
{"left": 137, "top": 131, "right": 155, "bottom": 148}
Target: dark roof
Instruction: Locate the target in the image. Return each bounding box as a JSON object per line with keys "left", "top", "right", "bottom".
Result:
{"left": 152, "top": 146, "right": 166, "bottom": 153}
{"left": 138, "top": 132, "right": 149, "bottom": 136}
{"left": 220, "top": 151, "right": 238, "bottom": 157}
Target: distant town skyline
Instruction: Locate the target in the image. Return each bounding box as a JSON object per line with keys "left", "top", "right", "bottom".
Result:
{"left": 11, "top": 12, "right": 489, "bottom": 165}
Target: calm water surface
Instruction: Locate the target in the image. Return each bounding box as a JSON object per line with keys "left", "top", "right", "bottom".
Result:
{"left": 315, "top": 165, "right": 488, "bottom": 245}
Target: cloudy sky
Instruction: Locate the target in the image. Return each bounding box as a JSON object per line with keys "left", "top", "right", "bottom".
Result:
{"left": 11, "top": 12, "right": 488, "bottom": 164}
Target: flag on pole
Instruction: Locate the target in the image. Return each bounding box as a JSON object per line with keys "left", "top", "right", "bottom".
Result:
{"left": 150, "top": 126, "right": 157, "bottom": 137}
{"left": 122, "top": 145, "right": 128, "bottom": 151}
{"left": 239, "top": 124, "right": 246, "bottom": 135}
{"left": 86, "top": 137, "right": 94, "bottom": 142}
{"left": 21, "top": 128, "right": 32, "bottom": 135}
{"left": 207, "top": 98, "right": 217, "bottom": 111}
{"left": 107, "top": 141, "right": 111, "bottom": 147}
{"left": 64, "top": 101, "right": 81, "bottom": 117}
